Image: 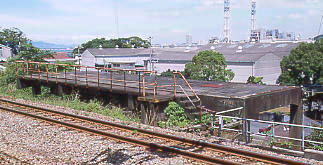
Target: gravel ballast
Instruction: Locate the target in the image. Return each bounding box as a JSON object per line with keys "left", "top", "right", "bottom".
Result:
{"left": 0, "top": 97, "right": 322, "bottom": 164}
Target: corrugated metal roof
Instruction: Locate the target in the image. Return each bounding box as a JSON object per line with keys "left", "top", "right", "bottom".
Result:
{"left": 87, "top": 48, "right": 151, "bottom": 56}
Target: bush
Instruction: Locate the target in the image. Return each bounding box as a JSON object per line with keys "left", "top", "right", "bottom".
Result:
{"left": 158, "top": 102, "right": 190, "bottom": 127}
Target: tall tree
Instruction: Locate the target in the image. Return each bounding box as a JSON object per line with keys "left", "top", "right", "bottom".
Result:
{"left": 184, "top": 50, "right": 234, "bottom": 81}
{"left": 278, "top": 40, "right": 323, "bottom": 86}
{"left": 73, "top": 36, "right": 150, "bottom": 54}
{"left": 0, "top": 27, "right": 30, "bottom": 55}
{"left": 15, "top": 43, "right": 53, "bottom": 62}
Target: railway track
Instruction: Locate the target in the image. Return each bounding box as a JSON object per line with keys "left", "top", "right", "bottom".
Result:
{"left": 0, "top": 98, "right": 309, "bottom": 165}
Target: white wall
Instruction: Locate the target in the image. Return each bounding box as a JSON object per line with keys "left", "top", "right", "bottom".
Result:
{"left": 154, "top": 63, "right": 185, "bottom": 74}
{"left": 227, "top": 64, "right": 253, "bottom": 83}
{"left": 81, "top": 50, "right": 96, "bottom": 70}
{"left": 254, "top": 53, "right": 282, "bottom": 85}
{"left": 0, "top": 46, "right": 12, "bottom": 61}
{"left": 95, "top": 56, "right": 149, "bottom": 66}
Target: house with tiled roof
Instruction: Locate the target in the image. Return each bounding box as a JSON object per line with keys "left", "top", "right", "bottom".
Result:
{"left": 44, "top": 52, "right": 76, "bottom": 63}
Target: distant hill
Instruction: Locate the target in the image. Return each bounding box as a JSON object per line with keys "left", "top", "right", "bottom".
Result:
{"left": 32, "top": 41, "right": 75, "bottom": 49}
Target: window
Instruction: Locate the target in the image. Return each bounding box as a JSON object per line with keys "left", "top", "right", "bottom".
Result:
{"left": 228, "top": 45, "right": 237, "bottom": 48}
{"left": 113, "top": 64, "right": 120, "bottom": 67}
{"left": 276, "top": 44, "right": 288, "bottom": 48}
{"left": 243, "top": 44, "right": 254, "bottom": 48}
{"left": 259, "top": 44, "right": 271, "bottom": 48}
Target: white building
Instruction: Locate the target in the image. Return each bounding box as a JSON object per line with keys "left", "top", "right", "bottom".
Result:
{"left": 0, "top": 44, "right": 13, "bottom": 61}
{"left": 152, "top": 42, "right": 300, "bottom": 85}
{"left": 81, "top": 43, "right": 300, "bottom": 85}
{"left": 81, "top": 48, "right": 152, "bottom": 70}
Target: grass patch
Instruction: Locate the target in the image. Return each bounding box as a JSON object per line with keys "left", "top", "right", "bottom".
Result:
{"left": 0, "top": 83, "right": 139, "bottom": 123}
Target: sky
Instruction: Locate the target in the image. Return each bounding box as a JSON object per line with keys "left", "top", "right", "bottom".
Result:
{"left": 1, "top": 0, "right": 322, "bottom": 46}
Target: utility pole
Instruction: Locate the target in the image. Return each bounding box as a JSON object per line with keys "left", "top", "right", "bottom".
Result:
{"left": 148, "top": 37, "right": 153, "bottom": 71}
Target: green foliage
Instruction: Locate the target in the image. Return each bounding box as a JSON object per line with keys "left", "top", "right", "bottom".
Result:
{"left": 278, "top": 40, "right": 323, "bottom": 86}
{"left": 15, "top": 43, "right": 53, "bottom": 62}
{"left": 192, "top": 113, "right": 211, "bottom": 125}
{"left": 247, "top": 76, "right": 265, "bottom": 85}
{"left": 307, "top": 126, "right": 323, "bottom": 151}
{"left": 158, "top": 102, "right": 190, "bottom": 127}
{"left": 0, "top": 27, "right": 29, "bottom": 55}
{"left": 160, "top": 69, "right": 183, "bottom": 78}
{"left": 280, "top": 141, "right": 293, "bottom": 149}
{"left": 0, "top": 84, "right": 139, "bottom": 123}
{"left": 0, "top": 63, "right": 18, "bottom": 85}
{"left": 73, "top": 36, "right": 150, "bottom": 54}
{"left": 184, "top": 50, "right": 234, "bottom": 82}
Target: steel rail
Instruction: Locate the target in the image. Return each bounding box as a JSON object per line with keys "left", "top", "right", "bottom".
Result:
{"left": 0, "top": 98, "right": 308, "bottom": 165}
{"left": 0, "top": 103, "right": 239, "bottom": 165}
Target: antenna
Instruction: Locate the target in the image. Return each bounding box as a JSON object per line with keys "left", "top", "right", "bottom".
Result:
{"left": 223, "top": 0, "right": 231, "bottom": 43}
{"left": 114, "top": 0, "right": 120, "bottom": 39}
{"left": 318, "top": 15, "right": 323, "bottom": 35}
{"left": 250, "top": 0, "right": 256, "bottom": 32}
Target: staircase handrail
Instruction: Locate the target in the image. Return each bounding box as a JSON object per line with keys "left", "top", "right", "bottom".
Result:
{"left": 173, "top": 72, "right": 203, "bottom": 121}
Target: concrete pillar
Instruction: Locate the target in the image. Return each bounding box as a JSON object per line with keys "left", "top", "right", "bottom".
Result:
{"left": 17, "top": 79, "right": 27, "bottom": 89}
{"left": 140, "top": 102, "right": 159, "bottom": 126}
{"left": 32, "top": 84, "right": 41, "bottom": 96}
{"left": 127, "top": 95, "right": 135, "bottom": 111}
{"left": 290, "top": 103, "right": 303, "bottom": 149}
{"left": 57, "top": 84, "right": 63, "bottom": 96}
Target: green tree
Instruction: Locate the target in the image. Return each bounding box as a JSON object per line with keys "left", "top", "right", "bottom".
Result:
{"left": 278, "top": 40, "right": 323, "bottom": 86}
{"left": 184, "top": 50, "right": 234, "bottom": 81}
{"left": 73, "top": 36, "right": 150, "bottom": 54}
{"left": 15, "top": 43, "right": 53, "bottom": 62}
{"left": 0, "top": 27, "right": 30, "bottom": 55}
{"left": 247, "top": 76, "right": 265, "bottom": 85}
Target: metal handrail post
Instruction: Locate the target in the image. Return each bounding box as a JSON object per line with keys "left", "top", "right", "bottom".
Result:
{"left": 15, "top": 62, "right": 18, "bottom": 79}
{"left": 38, "top": 63, "right": 40, "bottom": 81}
{"left": 142, "top": 73, "right": 145, "bottom": 97}
{"left": 302, "top": 125, "right": 305, "bottom": 151}
{"left": 46, "top": 64, "right": 48, "bottom": 82}
{"left": 64, "top": 66, "right": 67, "bottom": 85}
{"left": 97, "top": 68, "right": 100, "bottom": 90}
{"left": 110, "top": 70, "right": 112, "bottom": 92}
{"left": 74, "top": 66, "right": 77, "bottom": 86}
{"left": 154, "top": 71, "right": 157, "bottom": 99}
{"left": 124, "top": 71, "right": 126, "bottom": 93}
{"left": 218, "top": 116, "right": 223, "bottom": 137}
{"left": 138, "top": 72, "right": 141, "bottom": 94}
{"left": 22, "top": 62, "right": 25, "bottom": 78}
{"left": 55, "top": 64, "right": 58, "bottom": 84}
{"left": 86, "top": 67, "right": 88, "bottom": 88}
{"left": 173, "top": 72, "right": 176, "bottom": 98}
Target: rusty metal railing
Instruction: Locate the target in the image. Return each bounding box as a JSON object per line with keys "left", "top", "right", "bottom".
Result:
{"left": 15, "top": 61, "right": 157, "bottom": 97}
{"left": 173, "top": 72, "right": 203, "bottom": 121}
